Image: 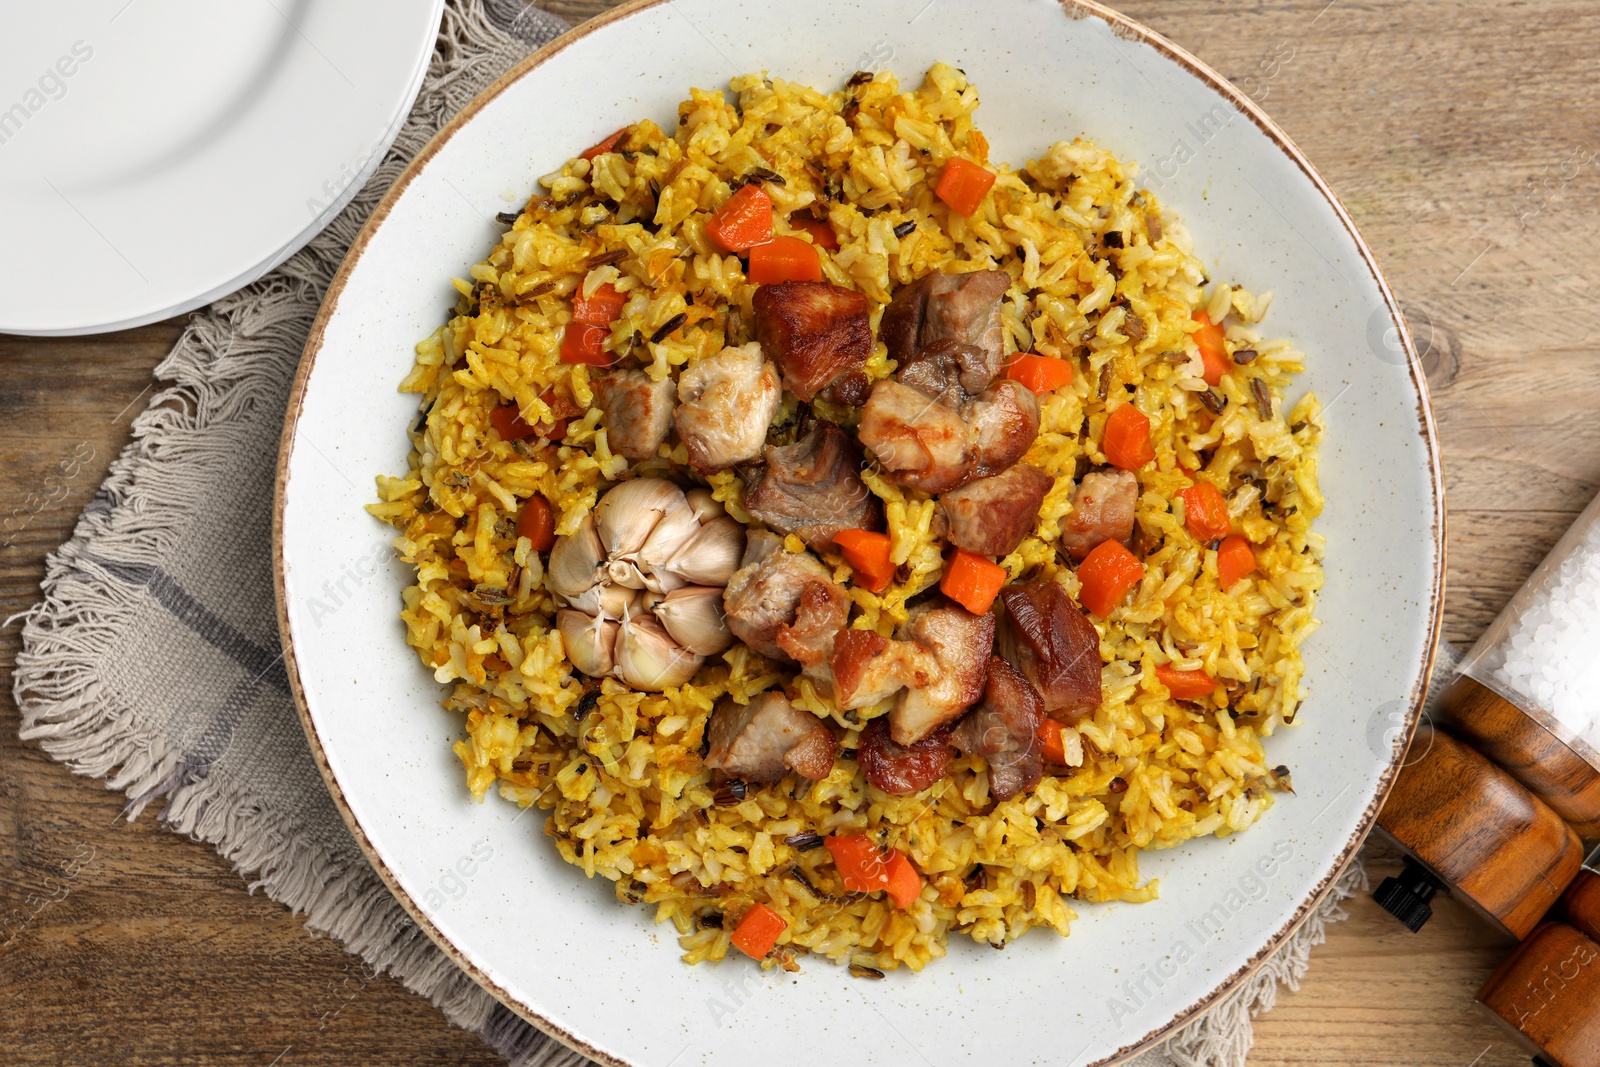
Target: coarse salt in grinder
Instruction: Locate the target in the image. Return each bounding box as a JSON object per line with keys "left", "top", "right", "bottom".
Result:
{"left": 1441, "top": 490, "right": 1600, "bottom": 842}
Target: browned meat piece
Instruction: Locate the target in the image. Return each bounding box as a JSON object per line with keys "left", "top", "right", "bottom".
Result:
{"left": 782, "top": 723, "right": 838, "bottom": 780}
{"left": 592, "top": 370, "right": 674, "bottom": 462}
{"left": 831, "top": 629, "right": 935, "bottom": 710}
{"left": 752, "top": 281, "right": 873, "bottom": 403}
{"left": 858, "top": 377, "right": 1039, "bottom": 493}
{"left": 705, "top": 691, "right": 837, "bottom": 783}
{"left": 857, "top": 379, "right": 974, "bottom": 493}
{"left": 967, "top": 379, "right": 1040, "bottom": 480}
{"left": 889, "top": 603, "right": 994, "bottom": 745}
{"left": 743, "top": 423, "right": 882, "bottom": 552}
{"left": 998, "top": 580, "right": 1102, "bottom": 722}
{"left": 881, "top": 269, "right": 1011, "bottom": 389}
{"left": 722, "top": 532, "right": 849, "bottom": 670}
{"left": 675, "top": 343, "right": 782, "bottom": 472}
{"left": 1060, "top": 468, "right": 1139, "bottom": 561}
{"left": 774, "top": 583, "right": 852, "bottom": 674}
{"left": 951, "top": 657, "right": 1044, "bottom": 802}
{"left": 856, "top": 717, "right": 955, "bottom": 796}
{"left": 939, "top": 463, "right": 1054, "bottom": 557}
{"left": 896, "top": 340, "right": 991, "bottom": 407}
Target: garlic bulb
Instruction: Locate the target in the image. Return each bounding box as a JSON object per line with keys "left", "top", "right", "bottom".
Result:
{"left": 548, "top": 477, "right": 743, "bottom": 691}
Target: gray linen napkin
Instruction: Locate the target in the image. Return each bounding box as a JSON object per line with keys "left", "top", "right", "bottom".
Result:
{"left": 12, "top": 2, "right": 1365, "bottom": 1063}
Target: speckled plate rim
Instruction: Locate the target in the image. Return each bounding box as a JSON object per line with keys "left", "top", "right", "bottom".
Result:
{"left": 273, "top": 2, "right": 1446, "bottom": 1063}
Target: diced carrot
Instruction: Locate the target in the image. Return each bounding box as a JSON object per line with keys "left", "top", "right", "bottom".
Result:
{"left": 490, "top": 391, "right": 569, "bottom": 445}
{"left": 823, "top": 835, "right": 920, "bottom": 909}
{"left": 1155, "top": 662, "right": 1217, "bottom": 700}
{"left": 559, "top": 323, "right": 614, "bottom": 366}
{"left": 747, "top": 235, "right": 823, "bottom": 285}
{"left": 730, "top": 903, "right": 787, "bottom": 960}
{"left": 940, "top": 549, "right": 1007, "bottom": 615}
{"left": 823, "top": 834, "right": 893, "bottom": 893}
{"left": 489, "top": 404, "right": 537, "bottom": 443}
{"left": 1036, "top": 719, "right": 1068, "bottom": 765}
{"left": 935, "top": 157, "right": 997, "bottom": 218}
{"left": 1192, "top": 311, "right": 1231, "bottom": 386}
{"left": 516, "top": 495, "right": 556, "bottom": 553}
{"left": 1005, "top": 352, "right": 1073, "bottom": 395}
{"left": 833, "top": 528, "right": 894, "bottom": 593}
{"left": 706, "top": 184, "right": 774, "bottom": 252}
{"left": 790, "top": 216, "right": 839, "bottom": 250}
{"left": 1077, "top": 539, "right": 1144, "bottom": 617}
{"left": 1103, "top": 403, "right": 1155, "bottom": 470}
{"left": 883, "top": 852, "right": 924, "bottom": 910}
{"left": 1178, "top": 480, "right": 1232, "bottom": 542}
{"left": 572, "top": 283, "right": 626, "bottom": 327}
{"left": 1216, "top": 534, "right": 1258, "bottom": 590}
{"left": 579, "top": 127, "right": 627, "bottom": 161}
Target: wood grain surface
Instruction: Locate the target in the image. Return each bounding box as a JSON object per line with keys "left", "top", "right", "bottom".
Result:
{"left": 1378, "top": 727, "right": 1584, "bottom": 939}
{"left": 1475, "top": 921, "right": 1600, "bottom": 1067}
{"left": 1439, "top": 675, "right": 1600, "bottom": 842}
{"left": 5, "top": 0, "right": 1600, "bottom": 1064}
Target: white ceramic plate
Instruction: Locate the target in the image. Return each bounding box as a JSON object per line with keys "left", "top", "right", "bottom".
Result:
{"left": 276, "top": 2, "right": 1444, "bottom": 1064}
{"left": 0, "top": 0, "right": 444, "bottom": 336}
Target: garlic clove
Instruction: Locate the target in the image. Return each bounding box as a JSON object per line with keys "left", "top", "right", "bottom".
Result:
{"left": 606, "top": 558, "right": 650, "bottom": 590}
{"left": 594, "top": 477, "right": 685, "bottom": 559}
{"left": 563, "top": 585, "right": 602, "bottom": 615}
{"left": 685, "top": 487, "right": 724, "bottom": 525}
{"left": 612, "top": 614, "right": 703, "bottom": 691}
{"left": 635, "top": 493, "right": 702, "bottom": 575}
{"left": 640, "top": 567, "right": 688, "bottom": 595}
{"left": 661, "top": 515, "right": 746, "bottom": 586}
{"left": 557, "top": 609, "right": 618, "bottom": 678}
{"left": 597, "top": 582, "right": 638, "bottom": 619}
{"left": 653, "top": 585, "right": 734, "bottom": 656}
{"left": 633, "top": 589, "right": 664, "bottom": 617}
{"left": 547, "top": 515, "right": 605, "bottom": 600}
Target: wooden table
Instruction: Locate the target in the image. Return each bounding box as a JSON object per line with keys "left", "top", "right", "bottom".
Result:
{"left": 3, "top": 0, "right": 1595, "bottom": 1063}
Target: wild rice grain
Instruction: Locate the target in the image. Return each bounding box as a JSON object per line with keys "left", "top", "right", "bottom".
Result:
{"left": 784, "top": 831, "right": 825, "bottom": 852}
{"left": 650, "top": 313, "right": 688, "bottom": 344}
{"left": 1251, "top": 377, "right": 1273, "bottom": 419}
{"left": 713, "top": 780, "right": 748, "bottom": 805}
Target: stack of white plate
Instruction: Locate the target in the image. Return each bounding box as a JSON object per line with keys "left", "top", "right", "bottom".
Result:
{"left": 0, "top": 0, "right": 446, "bottom": 336}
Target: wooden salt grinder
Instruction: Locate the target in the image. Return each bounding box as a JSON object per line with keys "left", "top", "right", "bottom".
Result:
{"left": 1475, "top": 857, "right": 1600, "bottom": 1067}
{"left": 1373, "top": 725, "right": 1584, "bottom": 939}
{"left": 1436, "top": 674, "right": 1600, "bottom": 844}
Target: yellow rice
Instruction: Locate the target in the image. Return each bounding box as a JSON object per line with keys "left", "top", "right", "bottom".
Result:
{"left": 369, "top": 64, "right": 1324, "bottom": 974}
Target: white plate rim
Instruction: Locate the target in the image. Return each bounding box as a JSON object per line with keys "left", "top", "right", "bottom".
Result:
{"left": 0, "top": 0, "right": 446, "bottom": 337}
{"left": 273, "top": 2, "right": 1447, "bottom": 1062}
